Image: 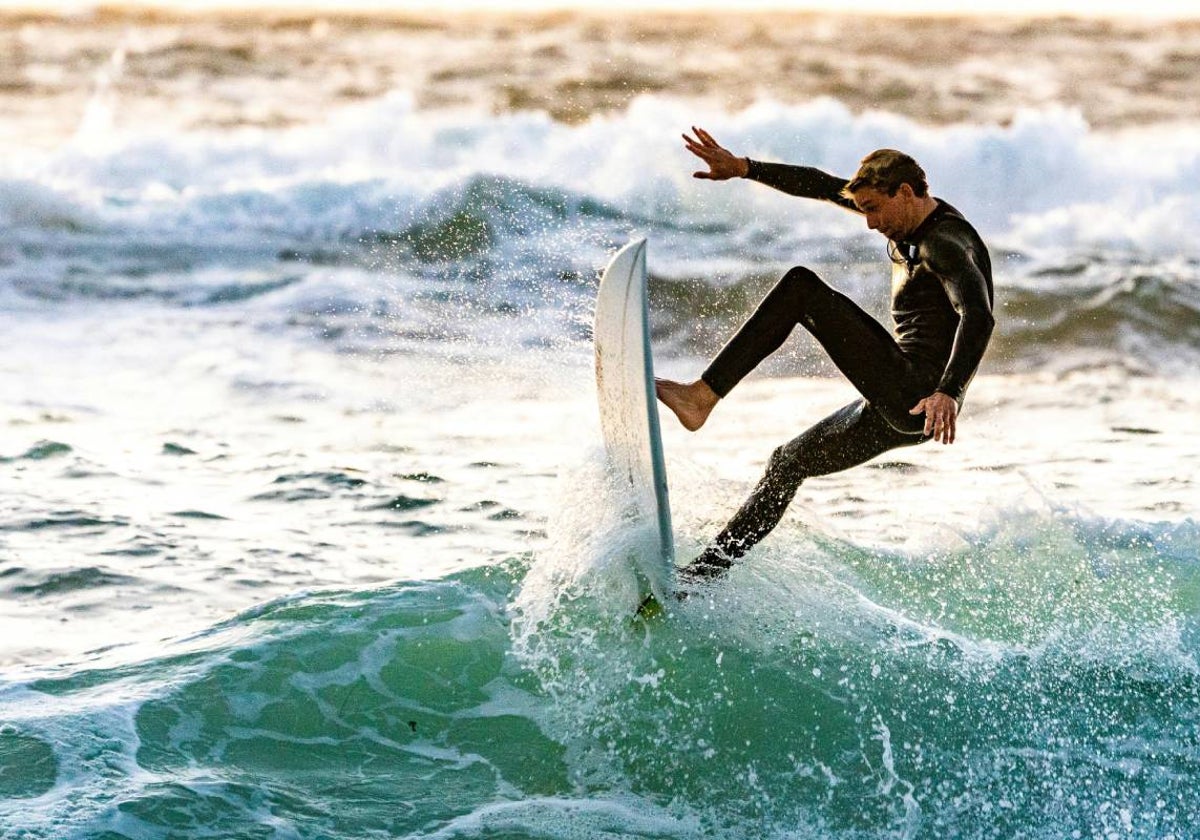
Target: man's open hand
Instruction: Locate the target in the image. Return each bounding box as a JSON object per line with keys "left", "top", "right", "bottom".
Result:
{"left": 683, "top": 127, "right": 749, "bottom": 180}
{"left": 911, "top": 392, "right": 958, "bottom": 444}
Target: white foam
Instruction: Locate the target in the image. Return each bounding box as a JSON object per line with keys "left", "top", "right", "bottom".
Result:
{"left": 3, "top": 93, "right": 1198, "bottom": 258}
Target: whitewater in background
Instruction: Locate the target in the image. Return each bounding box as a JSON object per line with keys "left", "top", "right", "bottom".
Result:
{"left": 1, "top": 10, "right": 1199, "bottom": 839}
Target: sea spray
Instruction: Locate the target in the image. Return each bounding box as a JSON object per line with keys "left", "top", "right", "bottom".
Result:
{"left": 510, "top": 457, "right": 1200, "bottom": 837}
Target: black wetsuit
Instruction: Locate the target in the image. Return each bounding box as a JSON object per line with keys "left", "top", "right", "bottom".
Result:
{"left": 687, "top": 159, "right": 995, "bottom": 578}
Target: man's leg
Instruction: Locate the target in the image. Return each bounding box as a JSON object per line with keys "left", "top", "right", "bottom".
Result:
{"left": 683, "top": 400, "right": 925, "bottom": 580}
{"left": 673, "top": 265, "right": 935, "bottom": 582}
{"left": 701, "top": 266, "right": 936, "bottom": 433}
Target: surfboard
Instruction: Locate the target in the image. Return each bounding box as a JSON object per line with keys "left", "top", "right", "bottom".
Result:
{"left": 594, "top": 238, "right": 674, "bottom": 608}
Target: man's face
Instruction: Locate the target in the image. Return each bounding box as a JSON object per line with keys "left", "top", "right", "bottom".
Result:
{"left": 851, "top": 185, "right": 915, "bottom": 241}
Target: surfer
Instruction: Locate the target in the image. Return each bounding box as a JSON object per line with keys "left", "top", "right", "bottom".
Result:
{"left": 659, "top": 127, "right": 994, "bottom": 583}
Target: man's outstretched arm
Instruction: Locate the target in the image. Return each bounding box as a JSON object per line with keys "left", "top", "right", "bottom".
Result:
{"left": 683, "top": 127, "right": 858, "bottom": 211}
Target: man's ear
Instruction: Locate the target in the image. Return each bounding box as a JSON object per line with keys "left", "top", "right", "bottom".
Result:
{"left": 895, "top": 183, "right": 915, "bottom": 200}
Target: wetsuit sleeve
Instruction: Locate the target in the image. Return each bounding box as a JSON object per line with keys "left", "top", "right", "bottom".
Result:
{"left": 744, "top": 160, "right": 860, "bottom": 213}
{"left": 923, "top": 230, "right": 995, "bottom": 400}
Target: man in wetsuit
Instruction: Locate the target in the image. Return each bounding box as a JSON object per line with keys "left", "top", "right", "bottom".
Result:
{"left": 657, "top": 127, "right": 994, "bottom": 583}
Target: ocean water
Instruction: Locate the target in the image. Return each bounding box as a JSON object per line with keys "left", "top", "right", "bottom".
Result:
{"left": 2, "top": 10, "right": 1200, "bottom": 839}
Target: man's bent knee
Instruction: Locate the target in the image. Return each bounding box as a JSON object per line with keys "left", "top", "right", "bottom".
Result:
{"left": 765, "top": 441, "right": 808, "bottom": 483}
{"left": 779, "top": 265, "right": 824, "bottom": 294}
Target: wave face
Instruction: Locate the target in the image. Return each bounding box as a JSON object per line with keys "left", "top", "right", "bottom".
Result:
{"left": 3, "top": 95, "right": 1200, "bottom": 370}
{"left": 3, "top": 498, "right": 1198, "bottom": 839}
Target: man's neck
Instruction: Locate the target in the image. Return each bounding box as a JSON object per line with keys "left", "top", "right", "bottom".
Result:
{"left": 905, "top": 195, "right": 940, "bottom": 240}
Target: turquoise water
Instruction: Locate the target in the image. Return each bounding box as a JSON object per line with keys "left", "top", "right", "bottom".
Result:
{"left": 4, "top": 504, "right": 1198, "bottom": 838}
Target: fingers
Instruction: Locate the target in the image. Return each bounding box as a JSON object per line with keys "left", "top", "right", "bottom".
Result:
{"left": 683, "top": 134, "right": 717, "bottom": 162}
{"left": 932, "top": 411, "right": 956, "bottom": 445}
{"left": 683, "top": 127, "right": 724, "bottom": 157}
{"left": 684, "top": 126, "right": 740, "bottom": 180}
{"left": 911, "top": 399, "right": 933, "bottom": 436}
{"left": 683, "top": 126, "right": 718, "bottom": 147}
{"left": 682, "top": 135, "right": 713, "bottom": 166}
{"left": 693, "top": 126, "right": 720, "bottom": 147}
{"left": 682, "top": 130, "right": 710, "bottom": 150}
{"left": 913, "top": 395, "right": 956, "bottom": 444}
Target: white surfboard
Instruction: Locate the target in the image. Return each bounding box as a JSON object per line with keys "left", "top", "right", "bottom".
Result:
{"left": 594, "top": 238, "right": 674, "bottom": 604}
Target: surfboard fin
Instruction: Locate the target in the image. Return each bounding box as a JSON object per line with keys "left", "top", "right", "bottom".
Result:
{"left": 636, "top": 585, "right": 694, "bottom": 619}
{"left": 636, "top": 593, "right": 664, "bottom": 619}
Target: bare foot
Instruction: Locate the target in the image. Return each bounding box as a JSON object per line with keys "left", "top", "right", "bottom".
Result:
{"left": 655, "top": 378, "right": 719, "bottom": 431}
